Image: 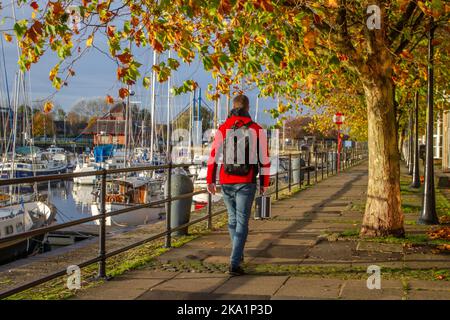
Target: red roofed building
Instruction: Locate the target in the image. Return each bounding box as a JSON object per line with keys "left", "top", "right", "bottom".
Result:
{"left": 81, "top": 102, "right": 127, "bottom": 145}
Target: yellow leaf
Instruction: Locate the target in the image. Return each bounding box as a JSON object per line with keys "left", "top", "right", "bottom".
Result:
{"left": 31, "top": 12, "right": 36, "bottom": 20}
{"left": 328, "top": 0, "right": 338, "bottom": 8}
{"left": 43, "top": 101, "right": 53, "bottom": 114}
{"left": 3, "top": 33, "right": 12, "bottom": 42}
{"left": 86, "top": 35, "right": 93, "bottom": 47}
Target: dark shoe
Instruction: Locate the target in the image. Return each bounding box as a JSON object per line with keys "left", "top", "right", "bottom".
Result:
{"left": 228, "top": 265, "right": 245, "bottom": 276}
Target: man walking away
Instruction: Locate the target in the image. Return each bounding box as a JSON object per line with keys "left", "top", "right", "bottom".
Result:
{"left": 207, "top": 94, "right": 270, "bottom": 276}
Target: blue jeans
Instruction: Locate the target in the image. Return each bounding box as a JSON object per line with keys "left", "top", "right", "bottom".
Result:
{"left": 221, "top": 183, "right": 257, "bottom": 268}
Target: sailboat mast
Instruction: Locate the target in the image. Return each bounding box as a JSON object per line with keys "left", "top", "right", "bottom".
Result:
{"left": 255, "top": 95, "right": 259, "bottom": 122}
{"left": 187, "top": 91, "right": 193, "bottom": 161}
{"left": 214, "top": 78, "right": 219, "bottom": 130}
{"left": 149, "top": 50, "right": 157, "bottom": 162}
{"left": 166, "top": 51, "right": 171, "bottom": 161}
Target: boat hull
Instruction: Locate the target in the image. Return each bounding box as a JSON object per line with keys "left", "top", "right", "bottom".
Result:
{"left": 0, "top": 234, "right": 45, "bottom": 264}
{"left": 0, "top": 167, "right": 68, "bottom": 179}
{"left": 91, "top": 202, "right": 164, "bottom": 227}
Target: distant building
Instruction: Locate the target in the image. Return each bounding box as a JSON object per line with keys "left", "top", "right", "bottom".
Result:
{"left": 81, "top": 102, "right": 127, "bottom": 145}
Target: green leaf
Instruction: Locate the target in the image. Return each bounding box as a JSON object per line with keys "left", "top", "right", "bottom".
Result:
{"left": 13, "top": 20, "right": 28, "bottom": 38}
{"left": 167, "top": 58, "right": 180, "bottom": 70}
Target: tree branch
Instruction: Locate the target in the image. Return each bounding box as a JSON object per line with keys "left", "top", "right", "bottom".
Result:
{"left": 388, "top": 0, "right": 418, "bottom": 44}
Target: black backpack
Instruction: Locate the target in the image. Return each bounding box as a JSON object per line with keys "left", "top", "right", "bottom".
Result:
{"left": 223, "top": 120, "right": 256, "bottom": 176}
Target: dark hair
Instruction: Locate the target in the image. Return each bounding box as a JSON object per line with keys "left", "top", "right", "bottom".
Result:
{"left": 233, "top": 95, "right": 249, "bottom": 111}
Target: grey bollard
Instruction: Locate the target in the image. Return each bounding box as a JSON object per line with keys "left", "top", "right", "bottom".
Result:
{"left": 164, "top": 173, "right": 194, "bottom": 236}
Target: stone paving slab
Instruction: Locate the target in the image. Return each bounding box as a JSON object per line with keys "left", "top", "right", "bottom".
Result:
{"left": 213, "top": 275, "right": 288, "bottom": 296}
{"left": 339, "top": 280, "right": 405, "bottom": 300}
{"left": 403, "top": 253, "right": 450, "bottom": 269}
{"left": 356, "top": 242, "right": 404, "bottom": 253}
{"left": 75, "top": 271, "right": 178, "bottom": 300}
{"left": 149, "top": 272, "right": 230, "bottom": 294}
{"left": 407, "top": 289, "right": 450, "bottom": 300}
{"left": 137, "top": 290, "right": 271, "bottom": 300}
{"left": 273, "top": 278, "right": 343, "bottom": 299}
{"left": 407, "top": 280, "right": 450, "bottom": 291}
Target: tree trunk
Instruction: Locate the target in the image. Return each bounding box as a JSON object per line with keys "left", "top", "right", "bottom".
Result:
{"left": 360, "top": 75, "right": 405, "bottom": 237}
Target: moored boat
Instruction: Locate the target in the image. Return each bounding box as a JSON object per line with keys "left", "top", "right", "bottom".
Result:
{"left": 0, "top": 201, "right": 56, "bottom": 264}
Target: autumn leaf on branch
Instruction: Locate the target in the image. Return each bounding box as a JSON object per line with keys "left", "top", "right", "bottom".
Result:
{"left": 119, "top": 88, "right": 129, "bottom": 99}
{"left": 106, "top": 95, "right": 114, "bottom": 104}
{"left": 30, "top": 1, "right": 39, "bottom": 11}
{"left": 43, "top": 101, "right": 53, "bottom": 113}
{"left": 107, "top": 25, "right": 116, "bottom": 38}
{"left": 3, "top": 33, "right": 12, "bottom": 42}
{"left": 116, "top": 52, "right": 133, "bottom": 65}
{"left": 86, "top": 35, "right": 93, "bottom": 47}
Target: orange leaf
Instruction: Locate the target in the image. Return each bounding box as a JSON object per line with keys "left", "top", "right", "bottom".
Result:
{"left": 116, "top": 52, "right": 133, "bottom": 64}
{"left": 218, "top": 0, "right": 232, "bottom": 15}
{"left": 116, "top": 67, "right": 126, "bottom": 80}
{"left": 107, "top": 25, "right": 116, "bottom": 38}
{"left": 3, "top": 33, "right": 12, "bottom": 42}
{"left": 151, "top": 38, "right": 163, "bottom": 53}
{"left": 119, "top": 88, "right": 129, "bottom": 99}
{"left": 43, "top": 101, "right": 53, "bottom": 113}
{"left": 399, "top": 50, "right": 413, "bottom": 60}
{"left": 328, "top": 0, "right": 338, "bottom": 8}
{"left": 50, "top": 1, "right": 65, "bottom": 15}
{"left": 303, "top": 31, "right": 316, "bottom": 50}
{"left": 260, "top": 0, "right": 274, "bottom": 12}
{"left": 106, "top": 95, "right": 114, "bottom": 104}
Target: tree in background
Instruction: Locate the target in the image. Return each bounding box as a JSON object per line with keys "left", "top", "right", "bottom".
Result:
{"left": 32, "top": 111, "right": 54, "bottom": 137}
{"left": 70, "top": 97, "right": 110, "bottom": 118}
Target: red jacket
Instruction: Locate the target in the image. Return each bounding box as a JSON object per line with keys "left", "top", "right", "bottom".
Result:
{"left": 207, "top": 115, "right": 270, "bottom": 187}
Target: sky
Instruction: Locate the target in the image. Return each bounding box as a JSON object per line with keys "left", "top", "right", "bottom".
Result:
{"left": 0, "top": 1, "right": 310, "bottom": 127}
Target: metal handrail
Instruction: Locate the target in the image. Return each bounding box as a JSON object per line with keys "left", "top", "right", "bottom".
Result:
{"left": 0, "top": 147, "right": 368, "bottom": 299}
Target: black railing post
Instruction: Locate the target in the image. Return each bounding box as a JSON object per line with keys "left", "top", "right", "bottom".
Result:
{"left": 331, "top": 151, "right": 334, "bottom": 175}
{"left": 275, "top": 168, "right": 279, "bottom": 200}
{"left": 321, "top": 152, "right": 324, "bottom": 180}
{"left": 326, "top": 151, "right": 329, "bottom": 177}
{"left": 298, "top": 153, "right": 302, "bottom": 188}
{"left": 207, "top": 192, "right": 212, "bottom": 230}
{"left": 314, "top": 152, "right": 317, "bottom": 183}
{"left": 97, "top": 170, "right": 107, "bottom": 279}
{"left": 307, "top": 151, "right": 311, "bottom": 185}
{"left": 165, "top": 162, "right": 173, "bottom": 248}
{"left": 288, "top": 154, "right": 292, "bottom": 193}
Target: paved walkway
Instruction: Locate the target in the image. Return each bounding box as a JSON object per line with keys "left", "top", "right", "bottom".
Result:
{"left": 74, "top": 163, "right": 450, "bottom": 300}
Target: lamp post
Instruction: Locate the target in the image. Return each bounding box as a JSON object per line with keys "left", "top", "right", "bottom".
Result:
{"left": 333, "top": 112, "right": 345, "bottom": 173}
{"left": 419, "top": 17, "right": 439, "bottom": 225}
{"left": 410, "top": 91, "right": 420, "bottom": 188}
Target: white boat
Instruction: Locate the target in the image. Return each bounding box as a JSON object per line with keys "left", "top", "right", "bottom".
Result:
{"left": 73, "top": 162, "right": 98, "bottom": 185}
{"left": 91, "top": 177, "right": 164, "bottom": 227}
{"left": 0, "top": 201, "right": 56, "bottom": 263}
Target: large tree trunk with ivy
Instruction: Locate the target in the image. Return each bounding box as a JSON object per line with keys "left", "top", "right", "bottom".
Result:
{"left": 360, "top": 72, "right": 404, "bottom": 237}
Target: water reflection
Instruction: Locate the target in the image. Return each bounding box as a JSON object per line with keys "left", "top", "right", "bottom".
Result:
{"left": 41, "top": 181, "right": 96, "bottom": 225}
